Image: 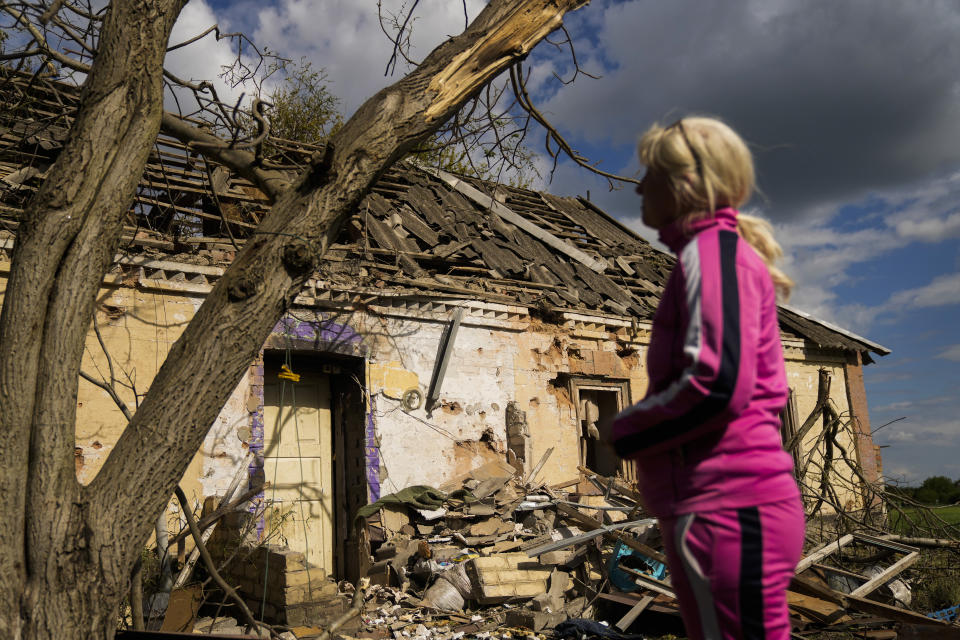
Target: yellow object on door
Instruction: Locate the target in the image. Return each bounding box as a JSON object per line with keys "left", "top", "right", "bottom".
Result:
{"left": 263, "top": 367, "right": 333, "bottom": 573}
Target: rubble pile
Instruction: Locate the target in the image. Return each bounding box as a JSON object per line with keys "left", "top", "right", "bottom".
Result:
{"left": 143, "top": 458, "right": 960, "bottom": 639}
{"left": 348, "top": 460, "right": 960, "bottom": 640}
{"left": 351, "top": 460, "right": 678, "bottom": 639}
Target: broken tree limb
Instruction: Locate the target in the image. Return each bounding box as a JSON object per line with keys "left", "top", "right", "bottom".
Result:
{"left": 159, "top": 113, "right": 290, "bottom": 203}
{"left": 172, "top": 453, "right": 254, "bottom": 589}
{"left": 785, "top": 368, "right": 831, "bottom": 454}
{"left": 174, "top": 486, "right": 273, "bottom": 638}
{"left": 881, "top": 534, "right": 960, "bottom": 548}
{"left": 166, "top": 482, "right": 266, "bottom": 549}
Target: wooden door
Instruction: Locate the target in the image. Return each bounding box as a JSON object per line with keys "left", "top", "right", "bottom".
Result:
{"left": 263, "top": 367, "right": 334, "bottom": 572}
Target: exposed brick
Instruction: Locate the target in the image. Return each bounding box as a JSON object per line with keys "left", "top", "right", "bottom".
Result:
{"left": 266, "top": 547, "right": 306, "bottom": 571}
{"left": 538, "top": 550, "right": 574, "bottom": 566}
{"left": 276, "top": 566, "right": 327, "bottom": 588}
{"left": 466, "top": 553, "right": 550, "bottom": 604}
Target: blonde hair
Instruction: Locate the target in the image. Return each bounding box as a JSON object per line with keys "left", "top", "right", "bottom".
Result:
{"left": 638, "top": 116, "right": 793, "bottom": 300}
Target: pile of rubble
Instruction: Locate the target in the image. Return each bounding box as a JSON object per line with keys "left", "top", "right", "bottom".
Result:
{"left": 347, "top": 458, "right": 960, "bottom": 640}
{"left": 352, "top": 457, "right": 663, "bottom": 639}
{"left": 139, "top": 456, "right": 960, "bottom": 639}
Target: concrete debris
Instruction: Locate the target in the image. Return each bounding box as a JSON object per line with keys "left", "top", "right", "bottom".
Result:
{"left": 350, "top": 464, "right": 960, "bottom": 640}
{"left": 147, "top": 461, "right": 958, "bottom": 639}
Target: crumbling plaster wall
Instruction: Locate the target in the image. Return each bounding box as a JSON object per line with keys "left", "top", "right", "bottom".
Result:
{"left": 362, "top": 310, "right": 650, "bottom": 491}
{"left": 66, "top": 283, "right": 249, "bottom": 507}
{"left": 363, "top": 314, "right": 518, "bottom": 491}
{"left": 0, "top": 259, "right": 879, "bottom": 520}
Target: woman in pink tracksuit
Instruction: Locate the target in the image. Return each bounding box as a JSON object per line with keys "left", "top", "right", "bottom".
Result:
{"left": 611, "top": 117, "right": 805, "bottom": 640}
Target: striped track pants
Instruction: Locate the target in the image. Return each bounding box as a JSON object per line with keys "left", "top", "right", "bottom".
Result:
{"left": 659, "top": 498, "right": 805, "bottom": 640}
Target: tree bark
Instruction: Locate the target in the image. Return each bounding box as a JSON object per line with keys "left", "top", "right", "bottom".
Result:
{"left": 0, "top": 1, "right": 589, "bottom": 638}
{"left": 93, "top": 0, "right": 589, "bottom": 553}
{"left": 0, "top": 1, "right": 187, "bottom": 638}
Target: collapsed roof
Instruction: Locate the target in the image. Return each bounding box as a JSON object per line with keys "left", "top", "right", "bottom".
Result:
{"left": 0, "top": 68, "right": 888, "bottom": 360}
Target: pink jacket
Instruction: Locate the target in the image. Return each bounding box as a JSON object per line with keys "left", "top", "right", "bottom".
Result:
{"left": 611, "top": 207, "right": 799, "bottom": 517}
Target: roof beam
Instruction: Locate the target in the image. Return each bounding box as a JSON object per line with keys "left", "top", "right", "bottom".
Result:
{"left": 416, "top": 165, "right": 609, "bottom": 273}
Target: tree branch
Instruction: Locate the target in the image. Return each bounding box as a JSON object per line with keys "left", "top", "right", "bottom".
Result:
{"left": 91, "top": 0, "right": 591, "bottom": 568}
{"left": 174, "top": 487, "right": 274, "bottom": 638}
{"left": 160, "top": 112, "right": 289, "bottom": 202}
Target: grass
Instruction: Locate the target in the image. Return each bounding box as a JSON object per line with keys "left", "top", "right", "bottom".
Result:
{"left": 887, "top": 504, "right": 960, "bottom": 534}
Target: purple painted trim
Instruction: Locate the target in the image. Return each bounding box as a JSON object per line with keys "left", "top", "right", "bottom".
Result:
{"left": 366, "top": 396, "right": 380, "bottom": 503}
{"left": 244, "top": 313, "right": 373, "bottom": 531}
{"left": 247, "top": 356, "right": 267, "bottom": 540}
{"left": 271, "top": 315, "right": 364, "bottom": 355}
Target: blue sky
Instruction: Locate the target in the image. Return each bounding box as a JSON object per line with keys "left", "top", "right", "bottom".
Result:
{"left": 179, "top": 0, "right": 959, "bottom": 483}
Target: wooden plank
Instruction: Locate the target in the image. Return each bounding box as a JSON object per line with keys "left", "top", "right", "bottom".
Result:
{"left": 796, "top": 534, "right": 854, "bottom": 573}
{"left": 421, "top": 166, "right": 609, "bottom": 273}
{"left": 849, "top": 551, "right": 919, "bottom": 597}
{"left": 555, "top": 502, "right": 667, "bottom": 565}
{"left": 619, "top": 566, "right": 676, "bottom": 599}
{"left": 786, "top": 591, "right": 848, "bottom": 625}
{"left": 615, "top": 594, "right": 653, "bottom": 631}
{"left": 789, "top": 574, "right": 846, "bottom": 605}
{"left": 845, "top": 594, "right": 952, "bottom": 627}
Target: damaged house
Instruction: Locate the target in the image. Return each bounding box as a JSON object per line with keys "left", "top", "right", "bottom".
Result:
{"left": 1, "top": 70, "right": 890, "bottom": 599}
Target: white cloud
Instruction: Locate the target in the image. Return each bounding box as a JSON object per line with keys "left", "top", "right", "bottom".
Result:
{"left": 938, "top": 344, "right": 960, "bottom": 362}
{"left": 887, "top": 272, "right": 960, "bottom": 309}
{"left": 894, "top": 211, "right": 960, "bottom": 242}
{"left": 166, "top": 1, "right": 251, "bottom": 109}
{"left": 250, "top": 0, "right": 486, "bottom": 115}
{"left": 540, "top": 0, "right": 960, "bottom": 223}
{"left": 765, "top": 171, "right": 960, "bottom": 330}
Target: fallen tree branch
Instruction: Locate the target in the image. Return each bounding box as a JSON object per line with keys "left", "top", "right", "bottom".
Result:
{"left": 166, "top": 482, "right": 265, "bottom": 549}
{"left": 174, "top": 486, "right": 274, "bottom": 638}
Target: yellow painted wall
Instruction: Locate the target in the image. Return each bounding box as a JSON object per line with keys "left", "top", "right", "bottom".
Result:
{"left": 0, "top": 266, "right": 874, "bottom": 521}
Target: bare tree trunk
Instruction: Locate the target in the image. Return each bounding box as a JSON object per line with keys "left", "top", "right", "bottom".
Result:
{"left": 0, "top": 1, "right": 589, "bottom": 638}
{"left": 0, "top": 1, "right": 187, "bottom": 638}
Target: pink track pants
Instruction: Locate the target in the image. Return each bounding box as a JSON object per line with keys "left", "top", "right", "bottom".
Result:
{"left": 658, "top": 498, "right": 805, "bottom": 640}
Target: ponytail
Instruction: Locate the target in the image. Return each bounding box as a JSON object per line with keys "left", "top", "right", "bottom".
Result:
{"left": 737, "top": 213, "right": 793, "bottom": 301}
